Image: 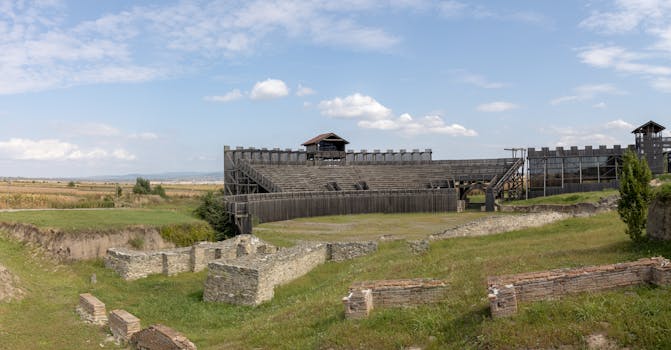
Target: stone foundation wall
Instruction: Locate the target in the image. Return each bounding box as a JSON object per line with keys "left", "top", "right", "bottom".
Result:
{"left": 327, "top": 241, "right": 377, "bottom": 261}
{"left": 343, "top": 279, "right": 447, "bottom": 319}
{"left": 203, "top": 243, "right": 328, "bottom": 305}
{"left": 203, "top": 240, "right": 380, "bottom": 306}
{"left": 499, "top": 195, "right": 618, "bottom": 215}
{"left": 105, "top": 235, "right": 276, "bottom": 280}
{"left": 488, "top": 257, "right": 671, "bottom": 318}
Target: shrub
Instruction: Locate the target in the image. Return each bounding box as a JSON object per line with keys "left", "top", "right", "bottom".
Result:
{"left": 133, "top": 177, "right": 152, "bottom": 195}
{"left": 159, "top": 222, "right": 216, "bottom": 247}
{"left": 194, "top": 190, "right": 237, "bottom": 240}
{"left": 618, "top": 150, "right": 653, "bottom": 242}
{"left": 67, "top": 181, "right": 75, "bottom": 188}
{"left": 655, "top": 182, "right": 671, "bottom": 204}
{"left": 151, "top": 184, "right": 167, "bottom": 198}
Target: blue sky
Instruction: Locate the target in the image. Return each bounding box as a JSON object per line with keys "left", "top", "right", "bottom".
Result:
{"left": 1, "top": 0, "right": 671, "bottom": 177}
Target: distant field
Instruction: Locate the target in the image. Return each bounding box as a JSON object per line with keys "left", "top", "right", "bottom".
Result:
{"left": 2, "top": 211, "right": 671, "bottom": 349}
{"left": 254, "top": 212, "right": 497, "bottom": 245}
{"left": 503, "top": 189, "right": 618, "bottom": 206}
{"left": 0, "top": 209, "right": 203, "bottom": 231}
{"left": 0, "top": 180, "right": 221, "bottom": 209}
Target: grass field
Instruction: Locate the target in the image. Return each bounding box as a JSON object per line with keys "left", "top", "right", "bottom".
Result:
{"left": 2, "top": 211, "right": 671, "bottom": 349}
{"left": 254, "top": 212, "right": 496, "bottom": 246}
{"left": 0, "top": 180, "right": 220, "bottom": 209}
{"left": 0, "top": 209, "right": 204, "bottom": 231}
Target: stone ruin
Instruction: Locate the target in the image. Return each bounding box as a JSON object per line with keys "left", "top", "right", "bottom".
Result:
{"left": 76, "top": 293, "right": 108, "bottom": 325}
{"left": 204, "top": 241, "right": 377, "bottom": 305}
{"left": 487, "top": 257, "right": 671, "bottom": 318}
{"left": 342, "top": 278, "right": 448, "bottom": 319}
{"left": 105, "top": 234, "right": 277, "bottom": 280}
{"left": 130, "top": 324, "right": 196, "bottom": 350}
{"left": 77, "top": 293, "right": 196, "bottom": 349}
{"left": 647, "top": 197, "right": 671, "bottom": 240}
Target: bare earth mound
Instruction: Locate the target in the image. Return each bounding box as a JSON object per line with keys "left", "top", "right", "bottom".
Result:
{"left": 0, "top": 263, "right": 24, "bottom": 302}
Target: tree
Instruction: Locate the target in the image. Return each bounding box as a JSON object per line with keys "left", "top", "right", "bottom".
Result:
{"left": 67, "top": 181, "right": 76, "bottom": 188}
{"left": 617, "top": 149, "right": 652, "bottom": 242}
{"left": 151, "top": 184, "right": 167, "bottom": 198}
{"left": 194, "top": 190, "right": 236, "bottom": 240}
{"left": 133, "top": 177, "right": 151, "bottom": 195}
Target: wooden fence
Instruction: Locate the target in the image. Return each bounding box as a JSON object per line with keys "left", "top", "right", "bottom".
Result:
{"left": 226, "top": 189, "right": 459, "bottom": 232}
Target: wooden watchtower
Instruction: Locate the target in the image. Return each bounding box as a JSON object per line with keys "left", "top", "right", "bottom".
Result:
{"left": 632, "top": 121, "right": 666, "bottom": 175}
{"left": 302, "top": 133, "right": 349, "bottom": 165}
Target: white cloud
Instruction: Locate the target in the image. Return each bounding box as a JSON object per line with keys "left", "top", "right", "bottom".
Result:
{"left": 556, "top": 133, "right": 618, "bottom": 148}
{"left": 459, "top": 72, "right": 508, "bottom": 89}
{"left": 593, "top": 102, "right": 607, "bottom": 109}
{"left": 250, "top": 79, "right": 289, "bottom": 100}
{"left": 358, "top": 113, "right": 477, "bottom": 136}
{"left": 318, "top": 93, "right": 392, "bottom": 120}
{"left": 70, "top": 123, "right": 121, "bottom": 137}
{"left": 551, "top": 84, "right": 624, "bottom": 105}
{"left": 605, "top": 119, "right": 634, "bottom": 130}
{"left": 320, "top": 93, "right": 476, "bottom": 136}
{"left": 128, "top": 132, "right": 159, "bottom": 140}
{"left": 476, "top": 101, "right": 519, "bottom": 112}
{"left": 0, "top": 138, "right": 136, "bottom": 161}
{"left": 579, "top": 2, "right": 671, "bottom": 91}
{"left": 296, "top": 84, "right": 316, "bottom": 96}
{"left": 204, "top": 89, "right": 244, "bottom": 103}
{"left": 578, "top": 46, "right": 671, "bottom": 76}
{"left": 112, "top": 149, "right": 136, "bottom": 161}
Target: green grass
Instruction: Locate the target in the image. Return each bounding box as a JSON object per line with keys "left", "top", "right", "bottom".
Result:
{"left": 2, "top": 211, "right": 671, "bottom": 349}
{"left": 0, "top": 209, "right": 204, "bottom": 231}
{"left": 504, "top": 189, "right": 618, "bottom": 206}
{"left": 254, "top": 212, "right": 496, "bottom": 245}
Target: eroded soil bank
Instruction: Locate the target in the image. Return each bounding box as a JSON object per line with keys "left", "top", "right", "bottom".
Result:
{"left": 0, "top": 222, "right": 174, "bottom": 260}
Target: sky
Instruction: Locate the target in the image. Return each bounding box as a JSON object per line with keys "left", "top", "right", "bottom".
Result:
{"left": 2, "top": 0, "right": 671, "bottom": 177}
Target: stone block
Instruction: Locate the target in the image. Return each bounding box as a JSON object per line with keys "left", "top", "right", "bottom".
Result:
{"left": 130, "top": 324, "right": 196, "bottom": 350}
{"left": 76, "top": 293, "right": 107, "bottom": 325}
{"left": 488, "top": 284, "right": 517, "bottom": 318}
{"left": 343, "top": 289, "right": 373, "bottom": 319}
{"left": 109, "top": 309, "right": 141, "bottom": 343}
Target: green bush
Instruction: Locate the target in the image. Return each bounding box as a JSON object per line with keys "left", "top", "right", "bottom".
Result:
{"left": 159, "top": 222, "right": 216, "bottom": 247}
{"left": 133, "top": 177, "right": 152, "bottom": 195}
{"left": 152, "top": 184, "right": 167, "bottom": 198}
{"left": 618, "top": 150, "right": 653, "bottom": 242}
{"left": 194, "top": 190, "right": 237, "bottom": 240}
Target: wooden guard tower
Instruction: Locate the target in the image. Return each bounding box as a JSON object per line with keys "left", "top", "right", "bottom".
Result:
{"left": 632, "top": 121, "right": 666, "bottom": 175}
{"left": 302, "top": 132, "right": 349, "bottom": 165}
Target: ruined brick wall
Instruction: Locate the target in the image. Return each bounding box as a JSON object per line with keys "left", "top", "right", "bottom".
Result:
{"left": 203, "top": 243, "right": 328, "bottom": 305}
{"left": 488, "top": 257, "right": 671, "bottom": 318}
{"left": 76, "top": 293, "right": 107, "bottom": 325}
{"left": 109, "top": 309, "right": 141, "bottom": 343}
{"left": 162, "top": 248, "right": 192, "bottom": 276}
{"left": 130, "top": 324, "right": 196, "bottom": 350}
{"left": 343, "top": 279, "right": 447, "bottom": 319}
{"left": 327, "top": 241, "right": 377, "bottom": 261}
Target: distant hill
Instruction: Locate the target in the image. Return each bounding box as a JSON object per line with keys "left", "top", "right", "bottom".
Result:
{"left": 82, "top": 171, "right": 223, "bottom": 183}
